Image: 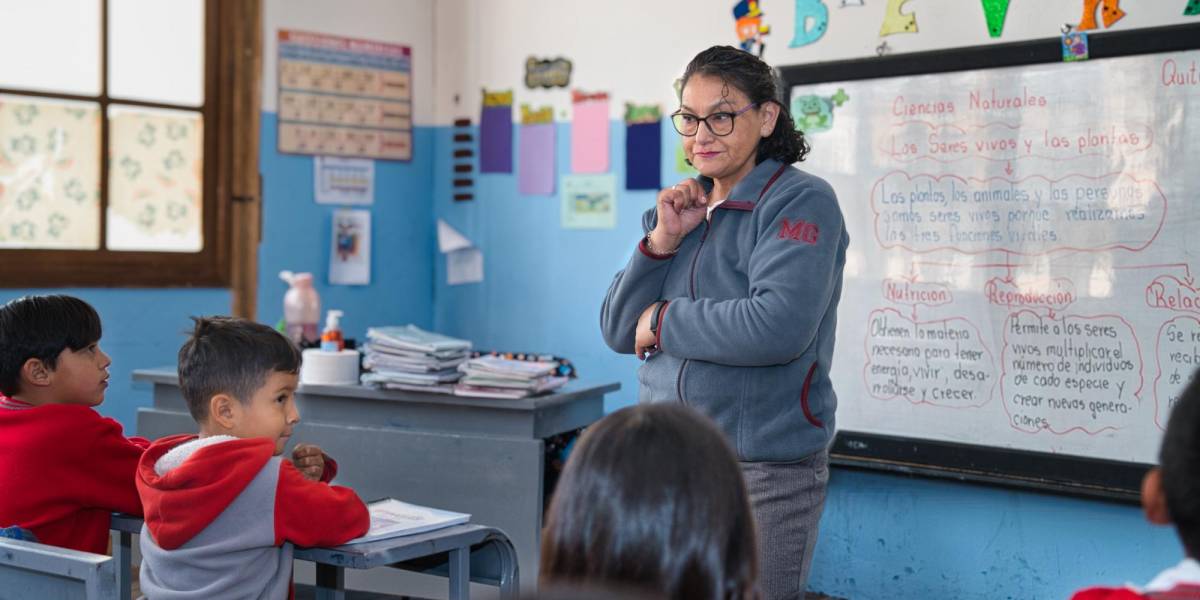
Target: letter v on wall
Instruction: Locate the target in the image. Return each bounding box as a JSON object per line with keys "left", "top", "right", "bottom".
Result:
{"left": 981, "top": 0, "right": 1011, "bottom": 38}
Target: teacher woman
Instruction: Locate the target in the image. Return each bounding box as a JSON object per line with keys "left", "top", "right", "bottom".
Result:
{"left": 600, "top": 45, "right": 848, "bottom": 600}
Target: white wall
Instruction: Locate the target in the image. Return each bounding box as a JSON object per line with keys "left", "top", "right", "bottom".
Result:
{"left": 262, "top": 0, "right": 436, "bottom": 125}
{"left": 432, "top": 0, "right": 1192, "bottom": 124}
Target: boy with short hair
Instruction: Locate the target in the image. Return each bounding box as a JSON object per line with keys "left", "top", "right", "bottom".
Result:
{"left": 137, "top": 316, "right": 368, "bottom": 599}
{"left": 1071, "top": 381, "right": 1200, "bottom": 599}
{"left": 0, "top": 294, "right": 149, "bottom": 554}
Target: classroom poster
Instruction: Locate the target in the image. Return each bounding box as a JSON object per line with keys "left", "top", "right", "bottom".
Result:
{"left": 675, "top": 143, "right": 697, "bottom": 175}
{"left": 570, "top": 91, "right": 610, "bottom": 173}
{"left": 314, "top": 156, "right": 374, "bottom": 205}
{"left": 446, "top": 248, "right": 484, "bottom": 285}
{"left": 277, "top": 30, "right": 412, "bottom": 161}
{"left": 624, "top": 103, "right": 662, "bottom": 190}
{"left": 480, "top": 89, "right": 514, "bottom": 174}
{"left": 329, "top": 209, "right": 371, "bottom": 285}
{"left": 518, "top": 105, "right": 556, "bottom": 195}
{"left": 561, "top": 174, "right": 616, "bottom": 229}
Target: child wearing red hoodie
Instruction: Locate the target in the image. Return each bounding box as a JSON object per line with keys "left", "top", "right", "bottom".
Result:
{"left": 137, "top": 316, "right": 368, "bottom": 599}
{"left": 0, "top": 295, "right": 148, "bottom": 554}
{"left": 1070, "top": 377, "right": 1200, "bottom": 600}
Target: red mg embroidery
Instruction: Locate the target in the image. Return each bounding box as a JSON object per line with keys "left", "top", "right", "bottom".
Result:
{"left": 778, "top": 218, "right": 819, "bottom": 244}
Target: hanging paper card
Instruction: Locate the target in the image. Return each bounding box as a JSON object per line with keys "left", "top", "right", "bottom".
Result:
{"left": 981, "top": 0, "right": 1011, "bottom": 38}
{"left": 562, "top": 174, "right": 616, "bottom": 229}
{"left": 1062, "top": 30, "right": 1089, "bottom": 61}
{"left": 437, "top": 219, "right": 483, "bottom": 285}
{"left": 315, "top": 156, "right": 374, "bottom": 205}
{"left": 571, "top": 91, "right": 609, "bottom": 174}
{"left": 518, "top": 105, "right": 556, "bottom": 195}
{"left": 879, "top": 0, "right": 918, "bottom": 36}
{"left": 329, "top": 209, "right": 371, "bottom": 285}
{"left": 480, "top": 89, "right": 513, "bottom": 174}
{"left": 790, "top": 0, "right": 829, "bottom": 47}
{"left": 625, "top": 103, "right": 661, "bottom": 191}
{"left": 675, "top": 143, "right": 697, "bottom": 175}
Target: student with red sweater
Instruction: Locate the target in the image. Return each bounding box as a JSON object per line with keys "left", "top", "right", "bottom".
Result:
{"left": 0, "top": 294, "right": 149, "bottom": 555}
{"left": 1070, "top": 378, "right": 1200, "bottom": 600}
{"left": 137, "top": 316, "right": 369, "bottom": 599}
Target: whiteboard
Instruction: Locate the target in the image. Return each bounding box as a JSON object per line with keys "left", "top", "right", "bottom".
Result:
{"left": 790, "top": 45, "right": 1200, "bottom": 467}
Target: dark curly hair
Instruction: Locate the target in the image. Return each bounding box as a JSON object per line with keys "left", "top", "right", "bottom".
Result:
{"left": 680, "top": 45, "right": 810, "bottom": 164}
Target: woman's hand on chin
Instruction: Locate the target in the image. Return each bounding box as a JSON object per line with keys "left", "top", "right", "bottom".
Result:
{"left": 653, "top": 179, "right": 708, "bottom": 249}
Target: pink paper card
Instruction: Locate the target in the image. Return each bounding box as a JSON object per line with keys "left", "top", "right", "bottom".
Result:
{"left": 571, "top": 91, "right": 610, "bottom": 173}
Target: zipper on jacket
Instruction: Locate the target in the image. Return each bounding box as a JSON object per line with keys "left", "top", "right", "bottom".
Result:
{"left": 688, "top": 219, "right": 712, "bottom": 299}
{"left": 678, "top": 216, "right": 718, "bottom": 404}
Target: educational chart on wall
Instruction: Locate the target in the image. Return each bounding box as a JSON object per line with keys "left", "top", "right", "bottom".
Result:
{"left": 792, "top": 48, "right": 1200, "bottom": 465}
{"left": 277, "top": 30, "right": 412, "bottom": 161}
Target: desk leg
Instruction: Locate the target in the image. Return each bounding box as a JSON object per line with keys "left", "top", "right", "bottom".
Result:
{"left": 114, "top": 530, "right": 132, "bottom": 600}
{"left": 495, "top": 540, "right": 520, "bottom": 600}
{"left": 314, "top": 564, "right": 346, "bottom": 600}
{"left": 448, "top": 547, "right": 470, "bottom": 600}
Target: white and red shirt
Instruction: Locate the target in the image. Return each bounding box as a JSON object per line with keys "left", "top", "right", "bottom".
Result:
{"left": 1072, "top": 558, "right": 1200, "bottom": 600}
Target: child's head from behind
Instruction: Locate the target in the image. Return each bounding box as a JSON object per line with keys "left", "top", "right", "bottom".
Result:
{"left": 540, "top": 403, "right": 758, "bottom": 600}
{"left": 1147, "top": 377, "right": 1200, "bottom": 558}
{"left": 0, "top": 295, "right": 109, "bottom": 406}
{"left": 178, "top": 317, "right": 302, "bottom": 455}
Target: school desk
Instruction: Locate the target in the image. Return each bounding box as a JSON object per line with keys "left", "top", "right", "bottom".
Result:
{"left": 111, "top": 514, "right": 517, "bottom": 600}
{"left": 131, "top": 367, "right": 618, "bottom": 593}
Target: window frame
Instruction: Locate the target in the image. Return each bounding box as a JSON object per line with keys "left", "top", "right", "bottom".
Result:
{"left": 0, "top": 0, "right": 231, "bottom": 287}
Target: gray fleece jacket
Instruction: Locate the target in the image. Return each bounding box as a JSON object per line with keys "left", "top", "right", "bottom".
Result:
{"left": 136, "top": 433, "right": 369, "bottom": 599}
{"left": 601, "top": 159, "right": 848, "bottom": 462}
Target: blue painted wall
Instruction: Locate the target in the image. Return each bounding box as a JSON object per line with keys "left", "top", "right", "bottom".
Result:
{"left": 812, "top": 470, "right": 1179, "bottom": 599}
{"left": 256, "top": 114, "right": 434, "bottom": 335}
{"left": 433, "top": 121, "right": 682, "bottom": 411}
{"left": 431, "top": 122, "right": 1182, "bottom": 599}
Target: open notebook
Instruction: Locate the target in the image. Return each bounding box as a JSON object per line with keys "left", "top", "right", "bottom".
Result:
{"left": 343, "top": 499, "right": 471, "bottom": 545}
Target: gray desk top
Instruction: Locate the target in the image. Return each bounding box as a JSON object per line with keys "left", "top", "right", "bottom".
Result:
{"left": 293, "top": 524, "right": 508, "bottom": 569}
{"left": 112, "top": 514, "right": 508, "bottom": 572}
{"left": 133, "top": 367, "right": 619, "bottom": 412}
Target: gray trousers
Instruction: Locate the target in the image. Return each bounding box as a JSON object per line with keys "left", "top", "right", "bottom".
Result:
{"left": 740, "top": 450, "right": 830, "bottom": 600}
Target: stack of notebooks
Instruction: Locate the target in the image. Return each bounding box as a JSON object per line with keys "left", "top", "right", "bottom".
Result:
{"left": 360, "top": 325, "right": 472, "bottom": 394}
{"left": 454, "top": 355, "right": 569, "bottom": 399}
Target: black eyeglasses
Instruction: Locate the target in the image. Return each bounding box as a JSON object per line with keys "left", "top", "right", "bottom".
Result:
{"left": 670, "top": 102, "right": 758, "bottom": 137}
